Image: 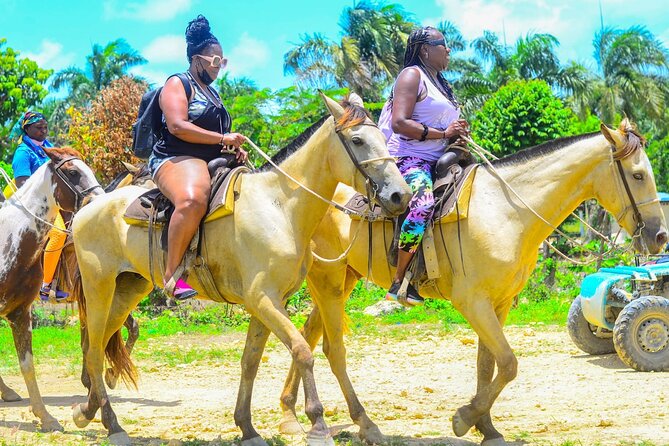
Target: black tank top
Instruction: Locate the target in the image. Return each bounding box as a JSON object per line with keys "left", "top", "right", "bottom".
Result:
{"left": 154, "top": 72, "right": 232, "bottom": 162}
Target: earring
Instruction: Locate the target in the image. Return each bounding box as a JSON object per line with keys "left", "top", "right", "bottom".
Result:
{"left": 425, "top": 52, "right": 429, "bottom": 60}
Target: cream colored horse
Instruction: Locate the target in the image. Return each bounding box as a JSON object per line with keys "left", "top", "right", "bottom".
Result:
{"left": 278, "top": 121, "right": 668, "bottom": 446}
{"left": 69, "top": 94, "right": 411, "bottom": 446}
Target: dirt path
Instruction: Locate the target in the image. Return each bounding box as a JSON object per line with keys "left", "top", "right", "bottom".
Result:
{"left": 0, "top": 324, "right": 667, "bottom": 446}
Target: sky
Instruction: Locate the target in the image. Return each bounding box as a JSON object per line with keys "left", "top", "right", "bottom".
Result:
{"left": 1, "top": 0, "right": 668, "bottom": 94}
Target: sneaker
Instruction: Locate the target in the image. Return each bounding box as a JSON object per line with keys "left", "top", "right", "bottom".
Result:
{"left": 385, "top": 281, "right": 424, "bottom": 306}
{"left": 171, "top": 278, "right": 198, "bottom": 300}
{"left": 39, "top": 283, "right": 69, "bottom": 302}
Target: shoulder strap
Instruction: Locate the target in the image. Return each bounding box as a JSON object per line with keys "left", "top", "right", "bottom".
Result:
{"left": 172, "top": 73, "right": 193, "bottom": 101}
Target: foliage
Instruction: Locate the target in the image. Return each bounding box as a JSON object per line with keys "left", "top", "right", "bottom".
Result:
{"left": 646, "top": 134, "right": 669, "bottom": 192}
{"left": 589, "top": 26, "right": 669, "bottom": 127}
{"left": 283, "top": 1, "right": 416, "bottom": 101}
{"left": 52, "top": 38, "right": 146, "bottom": 107}
{"left": 471, "top": 79, "right": 577, "bottom": 156}
{"left": 0, "top": 38, "right": 53, "bottom": 159}
{"left": 218, "top": 77, "right": 348, "bottom": 166}
{"left": 67, "top": 76, "right": 147, "bottom": 182}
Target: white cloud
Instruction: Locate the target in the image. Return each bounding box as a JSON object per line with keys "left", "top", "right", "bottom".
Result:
{"left": 142, "top": 35, "right": 187, "bottom": 64}
{"left": 226, "top": 33, "right": 270, "bottom": 77}
{"left": 129, "top": 66, "right": 169, "bottom": 88}
{"left": 22, "top": 40, "right": 75, "bottom": 72}
{"left": 104, "top": 0, "right": 192, "bottom": 22}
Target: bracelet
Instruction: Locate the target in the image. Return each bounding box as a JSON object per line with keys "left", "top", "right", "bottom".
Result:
{"left": 219, "top": 135, "right": 226, "bottom": 146}
{"left": 419, "top": 124, "right": 429, "bottom": 141}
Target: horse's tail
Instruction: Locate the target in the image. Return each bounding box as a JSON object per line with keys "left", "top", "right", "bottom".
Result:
{"left": 73, "top": 263, "right": 138, "bottom": 389}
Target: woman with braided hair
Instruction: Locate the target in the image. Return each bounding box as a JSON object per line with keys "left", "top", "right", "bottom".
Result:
{"left": 381, "top": 26, "right": 471, "bottom": 305}
{"left": 150, "top": 14, "right": 248, "bottom": 300}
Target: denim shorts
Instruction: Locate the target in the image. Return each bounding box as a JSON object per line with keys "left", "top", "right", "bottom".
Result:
{"left": 148, "top": 152, "right": 175, "bottom": 179}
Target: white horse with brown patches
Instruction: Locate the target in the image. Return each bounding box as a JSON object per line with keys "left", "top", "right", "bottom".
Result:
{"left": 278, "top": 121, "right": 668, "bottom": 446}
{"left": 0, "top": 146, "right": 102, "bottom": 431}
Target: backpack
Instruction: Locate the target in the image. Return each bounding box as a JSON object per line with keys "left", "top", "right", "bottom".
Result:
{"left": 131, "top": 73, "right": 192, "bottom": 159}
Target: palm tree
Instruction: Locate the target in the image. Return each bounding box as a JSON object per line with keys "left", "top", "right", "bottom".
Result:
{"left": 590, "top": 25, "right": 669, "bottom": 125}
{"left": 52, "top": 39, "right": 146, "bottom": 106}
{"left": 283, "top": 1, "right": 415, "bottom": 100}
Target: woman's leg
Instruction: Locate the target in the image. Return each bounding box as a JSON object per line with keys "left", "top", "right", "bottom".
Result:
{"left": 392, "top": 156, "right": 435, "bottom": 284}
{"left": 153, "top": 156, "right": 211, "bottom": 286}
{"left": 42, "top": 213, "right": 68, "bottom": 298}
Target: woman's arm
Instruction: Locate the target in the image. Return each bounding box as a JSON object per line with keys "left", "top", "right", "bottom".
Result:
{"left": 159, "top": 76, "right": 244, "bottom": 148}
{"left": 391, "top": 68, "right": 469, "bottom": 142}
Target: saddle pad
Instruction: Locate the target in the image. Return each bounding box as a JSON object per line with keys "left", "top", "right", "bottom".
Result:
{"left": 346, "top": 164, "right": 478, "bottom": 223}
{"left": 434, "top": 164, "right": 477, "bottom": 223}
{"left": 123, "top": 166, "right": 249, "bottom": 226}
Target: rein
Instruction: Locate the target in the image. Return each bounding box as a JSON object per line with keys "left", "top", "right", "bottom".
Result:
{"left": 463, "top": 135, "right": 647, "bottom": 265}
{"left": 51, "top": 157, "right": 104, "bottom": 212}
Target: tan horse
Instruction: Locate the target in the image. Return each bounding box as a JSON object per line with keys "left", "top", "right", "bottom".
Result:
{"left": 278, "top": 121, "right": 668, "bottom": 446}
{"left": 69, "top": 94, "right": 412, "bottom": 446}
{"left": 0, "top": 147, "right": 102, "bottom": 432}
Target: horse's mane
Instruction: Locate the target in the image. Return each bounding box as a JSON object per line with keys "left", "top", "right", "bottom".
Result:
{"left": 491, "top": 119, "right": 645, "bottom": 168}
{"left": 258, "top": 99, "right": 372, "bottom": 172}
{"left": 44, "top": 146, "right": 83, "bottom": 160}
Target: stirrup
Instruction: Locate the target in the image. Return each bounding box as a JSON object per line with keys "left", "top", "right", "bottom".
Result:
{"left": 164, "top": 272, "right": 198, "bottom": 301}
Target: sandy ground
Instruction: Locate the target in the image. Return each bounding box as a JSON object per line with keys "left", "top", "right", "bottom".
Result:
{"left": 0, "top": 324, "right": 668, "bottom": 446}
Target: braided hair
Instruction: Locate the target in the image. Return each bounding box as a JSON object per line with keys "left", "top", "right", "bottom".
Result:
{"left": 185, "top": 15, "right": 220, "bottom": 62}
{"left": 395, "top": 26, "right": 459, "bottom": 108}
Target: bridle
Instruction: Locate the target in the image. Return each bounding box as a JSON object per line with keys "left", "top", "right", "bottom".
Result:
{"left": 610, "top": 141, "right": 654, "bottom": 244}
{"left": 334, "top": 120, "right": 396, "bottom": 216}
{"left": 51, "top": 157, "right": 104, "bottom": 211}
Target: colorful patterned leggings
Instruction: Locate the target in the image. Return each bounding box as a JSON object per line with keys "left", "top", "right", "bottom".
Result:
{"left": 396, "top": 156, "right": 436, "bottom": 254}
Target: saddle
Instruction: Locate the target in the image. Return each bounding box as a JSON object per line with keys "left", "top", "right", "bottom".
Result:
{"left": 345, "top": 149, "right": 478, "bottom": 286}
{"left": 123, "top": 156, "right": 250, "bottom": 303}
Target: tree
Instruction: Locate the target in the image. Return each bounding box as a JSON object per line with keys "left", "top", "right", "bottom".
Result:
{"left": 471, "top": 80, "right": 576, "bottom": 157}
{"left": 283, "top": 1, "right": 415, "bottom": 100}
{"left": 589, "top": 26, "right": 669, "bottom": 126}
{"left": 0, "top": 39, "right": 52, "bottom": 159}
{"left": 446, "top": 27, "right": 590, "bottom": 119}
{"left": 67, "top": 77, "right": 147, "bottom": 181}
{"left": 52, "top": 39, "right": 146, "bottom": 107}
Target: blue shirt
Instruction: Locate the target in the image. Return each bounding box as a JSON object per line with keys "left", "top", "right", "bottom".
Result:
{"left": 12, "top": 136, "right": 52, "bottom": 178}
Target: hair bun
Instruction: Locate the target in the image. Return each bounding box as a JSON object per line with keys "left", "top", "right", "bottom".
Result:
{"left": 185, "top": 14, "right": 213, "bottom": 45}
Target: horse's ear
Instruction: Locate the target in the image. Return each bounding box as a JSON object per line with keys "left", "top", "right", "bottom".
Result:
{"left": 319, "top": 91, "right": 345, "bottom": 121}
{"left": 43, "top": 147, "right": 61, "bottom": 164}
{"left": 600, "top": 122, "right": 625, "bottom": 149}
{"left": 347, "top": 92, "right": 364, "bottom": 107}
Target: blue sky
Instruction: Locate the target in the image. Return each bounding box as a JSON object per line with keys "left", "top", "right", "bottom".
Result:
{"left": 2, "top": 0, "right": 667, "bottom": 94}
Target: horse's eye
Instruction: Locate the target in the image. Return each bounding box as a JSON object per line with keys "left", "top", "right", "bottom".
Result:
{"left": 633, "top": 173, "right": 644, "bottom": 181}
{"left": 68, "top": 170, "right": 79, "bottom": 178}
{"left": 351, "top": 136, "right": 363, "bottom": 145}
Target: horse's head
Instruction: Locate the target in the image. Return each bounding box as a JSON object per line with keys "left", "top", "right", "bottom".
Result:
{"left": 44, "top": 147, "right": 104, "bottom": 212}
{"left": 320, "top": 92, "right": 411, "bottom": 216}
{"left": 595, "top": 120, "right": 667, "bottom": 254}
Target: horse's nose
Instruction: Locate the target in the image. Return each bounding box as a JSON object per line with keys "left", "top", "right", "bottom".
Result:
{"left": 656, "top": 229, "right": 668, "bottom": 249}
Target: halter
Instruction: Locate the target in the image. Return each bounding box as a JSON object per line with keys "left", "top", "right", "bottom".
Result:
{"left": 334, "top": 121, "right": 396, "bottom": 215}
{"left": 51, "top": 157, "right": 104, "bottom": 212}
{"left": 610, "top": 142, "right": 651, "bottom": 245}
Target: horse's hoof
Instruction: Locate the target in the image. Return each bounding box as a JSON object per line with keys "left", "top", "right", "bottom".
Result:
{"left": 278, "top": 416, "right": 303, "bottom": 435}
{"left": 72, "top": 403, "right": 92, "bottom": 428}
{"left": 1, "top": 388, "right": 22, "bottom": 402}
{"left": 306, "top": 434, "right": 335, "bottom": 446}
{"left": 105, "top": 368, "right": 118, "bottom": 390}
{"left": 452, "top": 408, "right": 473, "bottom": 437}
{"left": 241, "top": 436, "right": 269, "bottom": 446}
{"left": 40, "top": 417, "right": 64, "bottom": 432}
{"left": 481, "top": 437, "right": 507, "bottom": 446}
{"left": 108, "top": 431, "right": 132, "bottom": 446}
{"left": 359, "top": 424, "right": 385, "bottom": 444}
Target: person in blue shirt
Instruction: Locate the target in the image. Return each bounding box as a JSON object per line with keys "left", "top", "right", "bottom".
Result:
{"left": 9, "top": 111, "right": 69, "bottom": 301}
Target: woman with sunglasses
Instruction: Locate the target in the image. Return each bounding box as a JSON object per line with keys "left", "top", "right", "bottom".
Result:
{"left": 150, "top": 14, "right": 248, "bottom": 300}
{"left": 380, "top": 26, "right": 471, "bottom": 306}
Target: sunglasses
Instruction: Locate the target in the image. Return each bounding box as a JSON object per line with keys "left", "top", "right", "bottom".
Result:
{"left": 195, "top": 54, "right": 228, "bottom": 69}
{"left": 425, "top": 38, "right": 447, "bottom": 47}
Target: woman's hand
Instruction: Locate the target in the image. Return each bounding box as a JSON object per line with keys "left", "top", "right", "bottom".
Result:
{"left": 221, "top": 132, "right": 246, "bottom": 148}
{"left": 235, "top": 148, "right": 248, "bottom": 164}
{"left": 444, "top": 119, "right": 470, "bottom": 141}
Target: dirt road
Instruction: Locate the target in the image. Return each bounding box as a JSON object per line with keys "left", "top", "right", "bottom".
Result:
{"left": 0, "top": 324, "right": 667, "bottom": 445}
